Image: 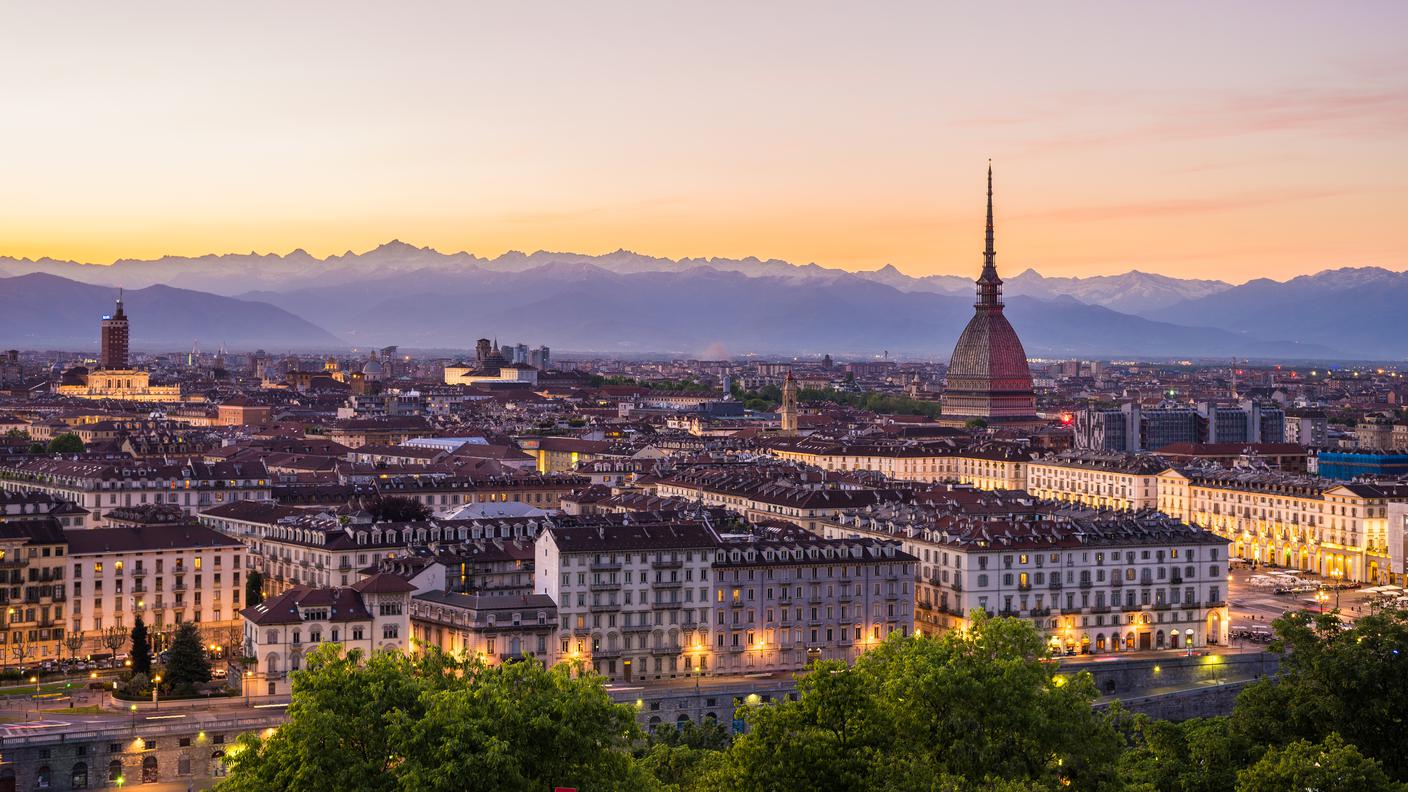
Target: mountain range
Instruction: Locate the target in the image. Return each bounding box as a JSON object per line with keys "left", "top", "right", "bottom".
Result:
{"left": 0, "top": 245, "right": 1402, "bottom": 359}
{"left": 0, "top": 273, "right": 342, "bottom": 351}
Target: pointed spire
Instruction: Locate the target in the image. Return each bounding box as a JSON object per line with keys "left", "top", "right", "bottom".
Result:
{"left": 976, "top": 160, "right": 1003, "bottom": 309}
{"left": 985, "top": 160, "right": 995, "bottom": 265}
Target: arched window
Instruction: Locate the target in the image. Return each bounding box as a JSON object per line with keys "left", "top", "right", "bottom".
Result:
{"left": 178, "top": 754, "right": 191, "bottom": 776}
{"left": 142, "top": 756, "right": 158, "bottom": 783}
{"left": 107, "top": 760, "right": 123, "bottom": 783}
{"left": 266, "top": 629, "right": 277, "bottom": 645}
{"left": 212, "top": 751, "right": 227, "bottom": 777}
{"left": 70, "top": 762, "right": 88, "bottom": 789}
{"left": 35, "top": 766, "right": 50, "bottom": 789}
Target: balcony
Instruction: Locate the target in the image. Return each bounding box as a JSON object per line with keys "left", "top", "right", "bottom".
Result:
{"left": 649, "top": 645, "right": 678, "bottom": 656}
{"left": 652, "top": 559, "right": 683, "bottom": 570}
{"left": 621, "top": 623, "right": 653, "bottom": 633}
{"left": 651, "top": 601, "right": 681, "bottom": 610}
{"left": 653, "top": 580, "right": 683, "bottom": 590}
{"left": 1017, "top": 583, "right": 1032, "bottom": 592}
{"left": 588, "top": 581, "right": 617, "bottom": 592}
{"left": 1047, "top": 579, "right": 1063, "bottom": 591}
{"left": 588, "top": 603, "right": 617, "bottom": 613}
{"left": 590, "top": 561, "right": 622, "bottom": 572}
{"left": 131, "top": 567, "right": 147, "bottom": 578}
{"left": 1078, "top": 580, "right": 1093, "bottom": 590}
{"left": 1110, "top": 578, "right": 1124, "bottom": 588}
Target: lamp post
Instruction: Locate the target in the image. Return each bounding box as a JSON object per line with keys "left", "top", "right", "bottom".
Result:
{"left": 244, "top": 670, "right": 252, "bottom": 707}
{"left": 152, "top": 674, "right": 162, "bottom": 710}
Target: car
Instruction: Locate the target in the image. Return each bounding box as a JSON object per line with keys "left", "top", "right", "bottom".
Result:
{"left": 212, "top": 668, "right": 228, "bottom": 680}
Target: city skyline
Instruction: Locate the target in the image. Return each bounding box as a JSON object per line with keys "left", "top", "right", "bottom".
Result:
{"left": 3, "top": 2, "right": 1405, "bottom": 282}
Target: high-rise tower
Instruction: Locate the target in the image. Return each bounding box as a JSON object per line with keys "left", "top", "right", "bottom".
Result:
{"left": 940, "top": 164, "right": 1037, "bottom": 424}
{"left": 100, "top": 290, "right": 129, "bottom": 370}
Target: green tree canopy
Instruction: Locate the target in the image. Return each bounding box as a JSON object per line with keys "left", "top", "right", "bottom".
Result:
{"left": 163, "top": 622, "right": 211, "bottom": 691}
{"left": 1234, "top": 733, "right": 1401, "bottom": 792}
{"left": 715, "top": 614, "right": 1123, "bottom": 791}
{"left": 220, "top": 646, "right": 656, "bottom": 792}
{"left": 46, "top": 433, "right": 84, "bottom": 453}
{"left": 1231, "top": 609, "right": 1408, "bottom": 778}
{"left": 130, "top": 617, "right": 152, "bottom": 676}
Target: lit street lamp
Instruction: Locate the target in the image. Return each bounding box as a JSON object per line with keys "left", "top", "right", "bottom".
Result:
{"left": 152, "top": 674, "right": 162, "bottom": 710}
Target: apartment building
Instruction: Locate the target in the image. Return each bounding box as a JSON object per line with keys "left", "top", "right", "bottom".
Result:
{"left": 653, "top": 469, "right": 910, "bottom": 532}
{"left": 1158, "top": 467, "right": 1408, "bottom": 584}
{"left": 820, "top": 494, "right": 1232, "bottom": 654}
{"left": 67, "top": 524, "right": 246, "bottom": 656}
{"left": 532, "top": 520, "right": 915, "bottom": 681}
{"left": 534, "top": 521, "right": 717, "bottom": 682}
{"left": 0, "top": 459, "right": 270, "bottom": 527}
{"left": 1026, "top": 452, "right": 1166, "bottom": 511}
{"left": 707, "top": 536, "right": 916, "bottom": 674}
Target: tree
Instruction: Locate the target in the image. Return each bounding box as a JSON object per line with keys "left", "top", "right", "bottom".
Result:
{"left": 3, "top": 429, "right": 29, "bottom": 441}
{"left": 1235, "top": 733, "right": 1400, "bottom": 792}
{"left": 245, "top": 569, "right": 265, "bottom": 607}
{"left": 715, "top": 614, "right": 1123, "bottom": 791}
{"left": 46, "top": 433, "right": 85, "bottom": 454}
{"left": 130, "top": 617, "right": 152, "bottom": 676}
{"left": 367, "top": 495, "right": 431, "bottom": 523}
{"left": 163, "top": 622, "right": 211, "bottom": 691}
{"left": 100, "top": 626, "right": 128, "bottom": 657}
{"left": 1230, "top": 609, "right": 1408, "bottom": 778}
{"left": 1118, "top": 715, "right": 1248, "bottom": 792}
{"left": 62, "top": 631, "right": 85, "bottom": 664}
{"left": 219, "top": 646, "right": 656, "bottom": 792}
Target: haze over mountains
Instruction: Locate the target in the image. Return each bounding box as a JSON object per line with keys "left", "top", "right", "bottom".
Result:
{"left": 1, "top": 245, "right": 1402, "bottom": 359}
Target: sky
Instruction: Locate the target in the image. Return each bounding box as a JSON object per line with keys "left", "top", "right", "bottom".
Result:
{"left": 2, "top": 2, "right": 1405, "bottom": 282}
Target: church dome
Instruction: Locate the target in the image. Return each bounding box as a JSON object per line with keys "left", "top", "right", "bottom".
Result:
{"left": 362, "top": 359, "right": 384, "bottom": 378}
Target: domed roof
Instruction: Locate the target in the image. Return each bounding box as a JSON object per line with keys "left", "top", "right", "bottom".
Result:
{"left": 362, "top": 359, "right": 384, "bottom": 377}
{"left": 947, "top": 310, "right": 1033, "bottom": 385}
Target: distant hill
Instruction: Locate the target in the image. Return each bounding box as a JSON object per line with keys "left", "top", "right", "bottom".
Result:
{"left": 0, "top": 273, "right": 343, "bottom": 350}
{"left": 3, "top": 243, "right": 1401, "bottom": 358}
{"left": 1148, "top": 267, "right": 1408, "bottom": 359}
{"left": 0, "top": 243, "right": 1233, "bottom": 313}
{"left": 238, "top": 263, "right": 1333, "bottom": 359}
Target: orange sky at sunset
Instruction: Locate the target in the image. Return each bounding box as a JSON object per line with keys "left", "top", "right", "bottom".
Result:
{"left": 2, "top": 2, "right": 1404, "bottom": 283}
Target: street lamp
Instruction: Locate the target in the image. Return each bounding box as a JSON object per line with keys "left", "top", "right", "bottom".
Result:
{"left": 244, "top": 670, "right": 252, "bottom": 707}
{"left": 129, "top": 703, "right": 138, "bottom": 728}
{"left": 152, "top": 675, "right": 162, "bottom": 710}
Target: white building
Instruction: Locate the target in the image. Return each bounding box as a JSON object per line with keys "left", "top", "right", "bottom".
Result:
{"left": 240, "top": 573, "right": 413, "bottom": 697}
{"left": 67, "top": 524, "right": 247, "bottom": 656}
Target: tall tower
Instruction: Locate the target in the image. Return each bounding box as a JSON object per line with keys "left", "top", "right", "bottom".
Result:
{"left": 99, "top": 290, "right": 130, "bottom": 370}
{"left": 779, "top": 370, "right": 799, "bottom": 434}
{"left": 940, "top": 164, "right": 1037, "bottom": 424}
